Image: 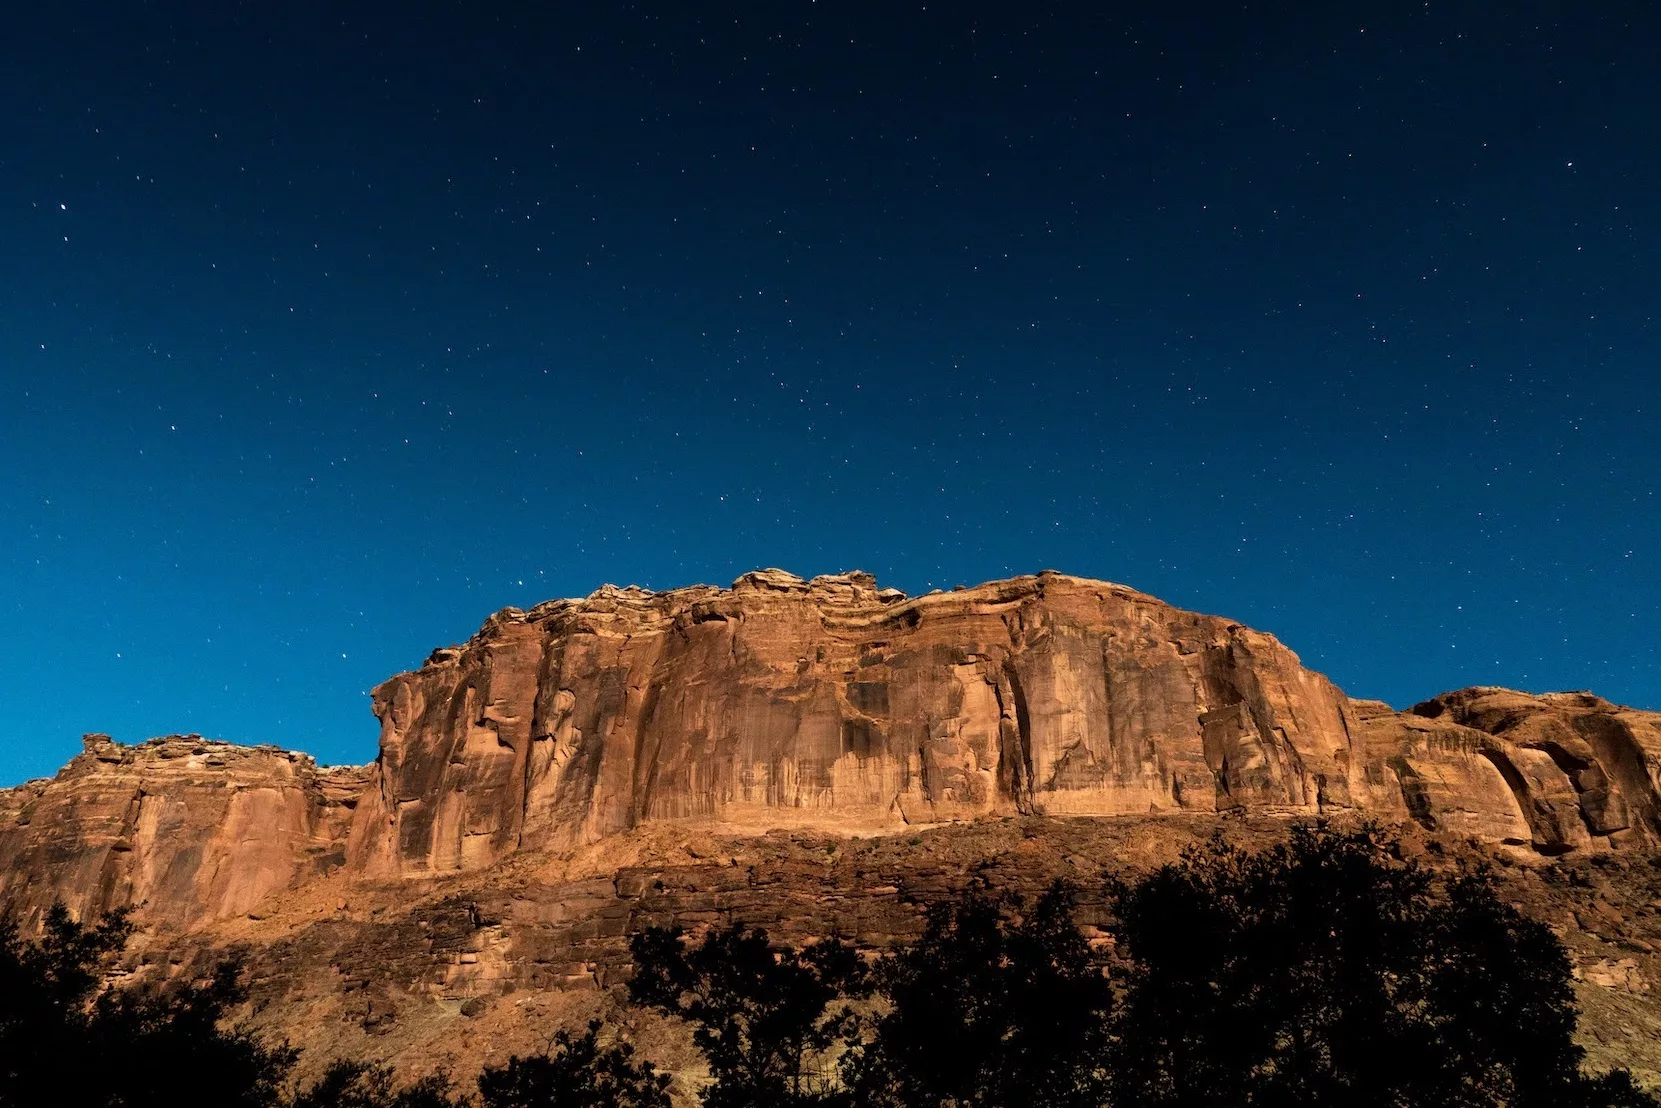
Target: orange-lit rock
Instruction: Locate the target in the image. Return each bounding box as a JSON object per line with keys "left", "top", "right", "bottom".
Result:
{"left": 0, "top": 735, "right": 367, "bottom": 929}
{"left": 1408, "top": 687, "right": 1661, "bottom": 851}
{"left": 345, "top": 571, "right": 1377, "bottom": 876}
{"left": 3, "top": 571, "right": 1660, "bottom": 933}
{"left": 6, "top": 571, "right": 1661, "bottom": 1089}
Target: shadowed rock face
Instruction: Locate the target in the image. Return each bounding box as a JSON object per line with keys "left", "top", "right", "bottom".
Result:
{"left": 1403, "top": 688, "right": 1661, "bottom": 853}
{"left": 2, "top": 571, "right": 1659, "bottom": 933}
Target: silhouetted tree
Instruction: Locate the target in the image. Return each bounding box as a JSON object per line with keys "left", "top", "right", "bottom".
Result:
{"left": 291, "top": 1059, "right": 466, "bottom": 1108}
{"left": 849, "top": 880, "right": 1113, "bottom": 1108}
{"left": 1577, "top": 1070, "right": 1661, "bottom": 1108}
{"left": 476, "top": 1020, "right": 671, "bottom": 1108}
{"left": 628, "top": 924, "right": 865, "bottom": 1107}
{"left": 292, "top": 1059, "right": 395, "bottom": 1108}
{"left": 0, "top": 902, "right": 295, "bottom": 1108}
{"left": 0, "top": 903, "right": 133, "bottom": 1107}
{"left": 93, "top": 957, "right": 299, "bottom": 1108}
{"left": 1106, "top": 823, "right": 1659, "bottom": 1108}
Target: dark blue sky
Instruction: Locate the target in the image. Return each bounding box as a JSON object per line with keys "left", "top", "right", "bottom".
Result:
{"left": 3, "top": 1, "right": 1657, "bottom": 782}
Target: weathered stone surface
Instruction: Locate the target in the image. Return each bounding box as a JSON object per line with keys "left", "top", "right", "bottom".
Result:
{"left": 0, "top": 734, "right": 368, "bottom": 930}
{"left": 7, "top": 572, "right": 1661, "bottom": 934}
{"left": 1351, "top": 699, "right": 1539, "bottom": 846}
{"left": 5, "top": 570, "right": 1661, "bottom": 1090}
{"left": 1415, "top": 688, "right": 1661, "bottom": 847}
{"left": 343, "top": 571, "right": 1382, "bottom": 877}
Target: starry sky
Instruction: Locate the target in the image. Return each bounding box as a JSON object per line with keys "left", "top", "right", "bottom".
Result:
{"left": 2, "top": 1, "right": 1657, "bottom": 783}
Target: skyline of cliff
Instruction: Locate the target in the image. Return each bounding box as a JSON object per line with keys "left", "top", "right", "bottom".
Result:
{"left": 10, "top": 567, "right": 1655, "bottom": 794}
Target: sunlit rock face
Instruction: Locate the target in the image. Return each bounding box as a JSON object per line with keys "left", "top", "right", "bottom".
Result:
{"left": 343, "top": 569, "right": 1401, "bottom": 877}
{"left": 0, "top": 735, "right": 368, "bottom": 929}
{"left": 4, "top": 571, "right": 1660, "bottom": 932}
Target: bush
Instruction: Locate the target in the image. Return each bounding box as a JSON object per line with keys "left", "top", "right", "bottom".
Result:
{"left": 291, "top": 1059, "right": 465, "bottom": 1108}
{"left": 477, "top": 1020, "right": 670, "bottom": 1108}
{"left": 1106, "top": 823, "right": 1657, "bottom": 1108}
{"left": 14, "top": 823, "right": 1653, "bottom": 1108}
{"left": 0, "top": 903, "right": 294, "bottom": 1108}
{"left": 850, "top": 880, "right": 1112, "bottom": 1108}
{"left": 628, "top": 924, "right": 865, "bottom": 1107}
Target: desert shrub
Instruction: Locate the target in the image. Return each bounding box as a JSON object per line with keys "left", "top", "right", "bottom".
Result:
{"left": 850, "top": 879, "right": 1113, "bottom": 1108}
{"left": 476, "top": 1020, "right": 670, "bottom": 1108}
{"left": 0, "top": 903, "right": 294, "bottom": 1108}
{"left": 1106, "top": 823, "right": 1658, "bottom": 1108}
{"left": 628, "top": 924, "right": 865, "bottom": 1107}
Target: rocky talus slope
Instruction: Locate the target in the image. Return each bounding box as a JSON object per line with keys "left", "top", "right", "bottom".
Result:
{"left": 2, "top": 571, "right": 1659, "bottom": 1089}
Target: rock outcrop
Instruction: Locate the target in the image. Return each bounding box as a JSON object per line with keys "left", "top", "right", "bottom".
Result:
{"left": 344, "top": 570, "right": 1376, "bottom": 878}
{"left": 1407, "top": 688, "right": 1661, "bottom": 852}
{"left": 0, "top": 735, "right": 368, "bottom": 930}
{"left": 5, "top": 569, "right": 1661, "bottom": 1090}
{"left": 2, "top": 570, "right": 1659, "bottom": 933}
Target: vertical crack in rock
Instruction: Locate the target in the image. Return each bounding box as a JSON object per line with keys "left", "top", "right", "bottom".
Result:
{"left": 1386, "top": 755, "right": 1437, "bottom": 829}
{"left": 629, "top": 681, "right": 665, "bottom": 828}
{"left": 999, "top": 659, "right": 1036, "bottom": 814}
{"left": 1227, "top": 644, "right": 1305, "bottom": 808}
{"left": 518, "top": 629, "right": 565, "bottom": 851}
{"left": 96, "top": 786, "right": 144, "bottom": 918}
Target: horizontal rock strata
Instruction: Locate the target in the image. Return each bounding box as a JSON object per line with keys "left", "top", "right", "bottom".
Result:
{"left": 0, "top": 735, "right": 367, "bottom": 929}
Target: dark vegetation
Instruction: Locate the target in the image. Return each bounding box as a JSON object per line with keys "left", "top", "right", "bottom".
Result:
{"left": 628, "top": 920, "right": 866, "bottom": 1106}
{"left": 845, "top": 881, "right": 1112, "bottom": 1108}
{"left": 1, "top": 825, "right": 1654, "bottom": 1107}
{"left": 0, "top": 904, "right": 292, "bottom": 1108}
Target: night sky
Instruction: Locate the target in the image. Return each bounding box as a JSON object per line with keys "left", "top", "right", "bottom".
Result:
{"left": 3, "top": 2, "right": 1657, "bottom": 783}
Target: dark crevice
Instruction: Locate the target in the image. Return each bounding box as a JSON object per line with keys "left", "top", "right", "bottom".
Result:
{"left": 517, "top": 632, "right": 562, "bottom": 850}
{"left": 1005, "top": 662, "right": 1035, "bottom": 801}
{"left": 1570, "top": 714, "right": 1658, "bottom": 834}
{"left": 630, "top": 681, "right": 666, "bottom": 828}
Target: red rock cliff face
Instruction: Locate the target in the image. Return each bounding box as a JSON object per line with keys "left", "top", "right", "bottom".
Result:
{"left": 0, "top": 735, "right": 368, "bottom": 929}
{"left": 1401, "top": 688, "right": 1661, "bottom": 853}
{"left": 344, "top": 570, "right": 1385, "bottom": 877}
{"left": 4, "top": 571, "right": 1660, "bottom": 933}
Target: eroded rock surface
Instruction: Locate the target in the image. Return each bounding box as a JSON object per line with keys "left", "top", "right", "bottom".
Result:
{"left": 6, "top": 571, "right": 1661, "bottom": 934}
{"left": 4, "top": 570, "right": 1661, "bottom": 1090}
{"left": 343, "top": 570, "right": 1661, "bottom": 879}
{"left": 0, "top": 735, "right": 367, "bottom": 929}
{"left": 1414, "top": 688, "right": 1661, "bottom": 850}
{"left": 346, "top": 570, "right": 1383, "bottom": 877}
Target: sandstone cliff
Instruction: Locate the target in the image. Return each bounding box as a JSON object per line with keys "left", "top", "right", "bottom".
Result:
{"left": 346, "top": 569, "right": 1373, "bottom": 878}
{"left": 4, "top": 570, "right": 1661, "bottom": 1090}
{"left": 3, "top": 570, "right": 1659, "bottom": 935}
{"left": 0, "top": 735, "right": 368, "bottom": 930}
{"left": 342, "top": 569, "right": 1661, "bottom": 880}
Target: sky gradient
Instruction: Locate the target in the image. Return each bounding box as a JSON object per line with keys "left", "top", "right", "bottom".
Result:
{"left": 3, "top": 1, "right": 1657, "bottom": 783}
